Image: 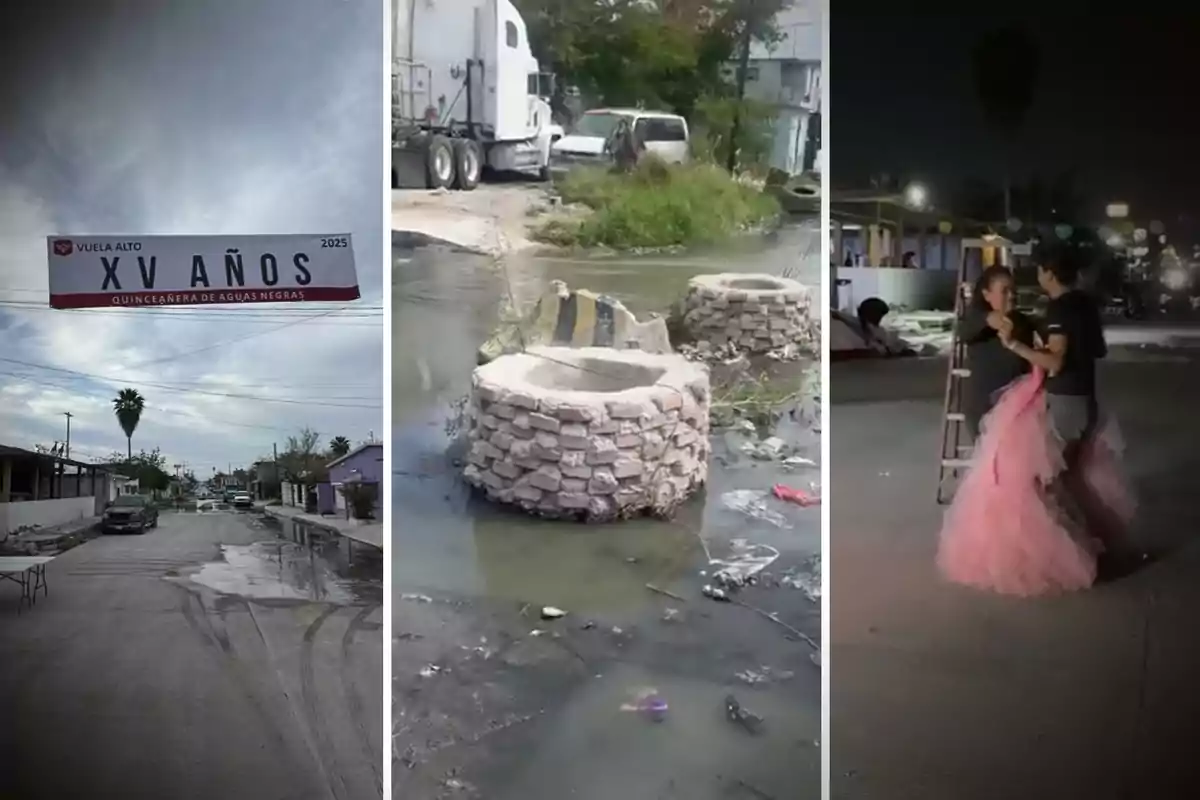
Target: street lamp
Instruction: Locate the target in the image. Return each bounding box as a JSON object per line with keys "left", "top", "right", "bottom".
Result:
{"left": 903, "top": 182, "right": 928, "bottom": 210}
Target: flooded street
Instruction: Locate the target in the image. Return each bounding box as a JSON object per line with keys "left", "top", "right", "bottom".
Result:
{"left": 392, "top": 221, "right": 822, "bottom": 799}
{"left": 0, "top": 509, "right": 383, "bottom": 800}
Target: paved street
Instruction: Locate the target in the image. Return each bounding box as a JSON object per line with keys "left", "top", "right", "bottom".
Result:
{"left": 829, "top": 349, "right": 1200, "bottom": 800}
{"left": 0, "top": 510, "right": 382, "bottom": 800}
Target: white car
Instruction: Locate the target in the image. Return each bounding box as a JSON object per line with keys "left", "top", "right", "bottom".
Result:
{"left": 232, "top": 493, "right": 253, "bottom": 509}
{"left": 551, "top": 108, "right": 690, "bottom": 172}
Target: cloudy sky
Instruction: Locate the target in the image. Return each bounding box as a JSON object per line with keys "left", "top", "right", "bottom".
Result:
{"left": 0, "top": 0, "right": 385, "bottom": 477}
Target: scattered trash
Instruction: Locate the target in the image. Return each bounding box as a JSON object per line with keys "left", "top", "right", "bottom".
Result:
{"left": 541, "top": 606, "right": 567, "bottom": 620}
{"left": 418, "top": 664, "right": 441, "bottom": 678}
{"left": 734, "top": 419, "right": 757, "bottom": 435}
{"left": 611, "top": 626, "right": 624, "bottom": 635}
{"left": 400, "top": 593, "right": 433, "bottom": 603}
{"left": 757, "top": 436, "right": 787, "bottom": 458}
{"left": 646, "top": 583, "right": 688, "bottom": 602}
{"left": 662, "top": 607, "right": 681, "bottom": 622}
{"left": 710, "top": 538, "right": 781, "bottom": 587}
{"left": 734, "top": 666, "right": 796, "bottom": 685}
{"left": 725, "top": 694, "right": 763, "bottom": 734}
{"left": 620, "top": 688, "right": 669, "bottom": 722}
{"left": 781, "top": 556, "right": 822, "bottom": 602}
{"left": 781, "top": 455, "right": 817, "bottom": 470}
{"left": 529, "top": 629, "right": 545, "bottom": 637}
{"left": 772, "top": 484, "right": 821, "bottom": 506}
{"left": 581, "top": 620, "right": 596, "bottom": 630}
{"left": 720, "top": 490, "right": 792, "bottom": 528}
{"left": 702, "top": 584, "right": 731, "bottom": 602}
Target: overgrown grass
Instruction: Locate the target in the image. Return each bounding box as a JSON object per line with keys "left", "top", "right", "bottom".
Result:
{"left": 534, "top": 158, "right": 780, "bottom": 250}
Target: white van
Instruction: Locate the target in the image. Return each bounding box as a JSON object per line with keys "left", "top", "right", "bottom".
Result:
{"left": 550, "top": 108, "right": 690, "bottom": 172}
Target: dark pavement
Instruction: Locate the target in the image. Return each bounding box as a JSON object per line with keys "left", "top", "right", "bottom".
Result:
{"left": 0, "top": 510, "right": 382, "bottom": 800}
{"left": 829, "top": 351, "right": 1200, "bottom": 800}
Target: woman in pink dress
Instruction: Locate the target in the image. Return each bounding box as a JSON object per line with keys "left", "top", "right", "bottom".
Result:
{"left": 936, "top": 258, "right": 1136, "bottom": 597}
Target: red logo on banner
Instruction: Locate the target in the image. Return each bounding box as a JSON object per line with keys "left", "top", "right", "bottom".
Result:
{"left": 52, "top": 239, "right": 73, "bottom": 256}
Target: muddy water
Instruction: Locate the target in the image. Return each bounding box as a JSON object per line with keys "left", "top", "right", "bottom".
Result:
{"left": 185, "top": 512, "right": 382, "bottom": 605}
{"left": 392, "top": 222, "right": 822, "bottom": 799}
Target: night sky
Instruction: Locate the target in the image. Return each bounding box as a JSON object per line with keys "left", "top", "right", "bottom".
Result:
{"left": 832, "top": 4, "right": 1200, "bottom": 229}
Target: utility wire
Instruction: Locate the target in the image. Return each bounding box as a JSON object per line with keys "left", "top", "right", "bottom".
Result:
{"left": 122, "top": 306, "right": 346, "bottom": 370}
{"left": 0, "top": 359, "right": 381, "bottom": 409}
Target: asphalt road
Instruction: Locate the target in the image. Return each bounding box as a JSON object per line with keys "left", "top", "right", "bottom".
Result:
{"left": 0, "top": 511, "right": 382, "bottom": 800}
{"left": 829, "top": 351, "right": 1200, "bottom": 800}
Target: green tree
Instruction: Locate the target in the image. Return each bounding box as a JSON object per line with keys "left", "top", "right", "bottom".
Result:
{"left": 112, "top": 388, "right": 146, "bottom": 459}
{"left": 971, "top": 24, "right": 1041, "bottom": 220}
{"left": 279, "top": 428, "right": 328, "bottom": 486}
{"left": 108, "top": 448, "right": 170, "bottom": 494}
{"left": 329, "top": 436, "right": 352, "bottom": 457}
{"left": 516, "top": 0, "right": 788, "bottom": 120}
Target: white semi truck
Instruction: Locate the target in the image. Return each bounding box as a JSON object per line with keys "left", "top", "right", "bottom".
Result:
{"left": 391, "top": 0, "right": 559, "bottom": 190}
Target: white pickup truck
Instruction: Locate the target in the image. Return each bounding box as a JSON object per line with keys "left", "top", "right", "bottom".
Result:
{"left": 550, "top": 108, "right": 690, "bottom": 174}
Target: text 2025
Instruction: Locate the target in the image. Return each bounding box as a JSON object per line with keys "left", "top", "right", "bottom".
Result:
{"left": 321, "top": 237, "right": 349, "bottom": 248}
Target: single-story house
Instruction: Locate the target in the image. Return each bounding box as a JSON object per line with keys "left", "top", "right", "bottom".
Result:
{"left": 0, "top": 444, "right": 112, "bottom": 535}
{"left": 328, "top": 443, "right": 383, "bottom": 520}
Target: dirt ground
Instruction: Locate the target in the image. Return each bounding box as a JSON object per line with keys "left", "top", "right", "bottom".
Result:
{"left": 391, "top": 184, "right": 559, "bottom": 255}
{"left": 829, "top": 350, "right": 1200, "bottom": 800}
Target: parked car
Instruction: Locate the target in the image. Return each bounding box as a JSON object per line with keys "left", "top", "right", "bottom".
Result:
{"left": 232, "top": 492, "right": 253, "bottom": 509}
{"left": 102, "top": 495, "right": 159, "bottom": 534}
{"left": 550, "top": 108, "right": 690, "bottom": 175}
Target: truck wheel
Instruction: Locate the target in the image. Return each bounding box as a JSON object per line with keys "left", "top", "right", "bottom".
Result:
{"left": 452, "top": 139, "right": 482, "bottom": 190}
{"left": 425, "top": 135, "right": 455, "bottom": 189}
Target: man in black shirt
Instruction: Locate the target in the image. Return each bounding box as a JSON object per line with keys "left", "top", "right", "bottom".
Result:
{"left": 1000, "top": 253, "right": 1107, "bottom": 462}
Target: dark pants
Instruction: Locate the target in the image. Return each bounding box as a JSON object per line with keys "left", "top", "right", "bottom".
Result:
{"left": 1046, "top": 393, "right": 1098, "bottom": 468}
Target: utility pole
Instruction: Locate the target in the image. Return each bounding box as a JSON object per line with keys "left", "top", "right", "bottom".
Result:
{"left": 726, "top": 0, "right": 756, "bottom": 174}
{"left": 63, "top": 412, "right": 73, "bottom": 459}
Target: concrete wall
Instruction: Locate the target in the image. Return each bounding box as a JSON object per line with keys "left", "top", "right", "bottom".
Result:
{"left": 835, "top": 266, "right": 958, "bottom": 313}
{"left": 0, "top": 496, "right": 96, "bottom": 535}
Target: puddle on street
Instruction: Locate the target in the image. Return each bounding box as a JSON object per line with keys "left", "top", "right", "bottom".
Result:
{"left": 392, "top": 224, "right": 822, "bottom": 796}
{"left": 184, "top": 516, "right": 382, "bottom": 605}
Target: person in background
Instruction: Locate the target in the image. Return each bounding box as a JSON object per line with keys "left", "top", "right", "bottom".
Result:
{"left": 901, "top": 251, "right": 918, "bottom": 268}
{"left": 956, "top": 265, "right": 1037, "bottom": 440}
{"left": 856, "top": 297, "right": 910, "bottom": 356}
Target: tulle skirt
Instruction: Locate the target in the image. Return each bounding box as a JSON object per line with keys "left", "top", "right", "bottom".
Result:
{"left": 936, "top": 369, "right": 1136, "bottom": 597}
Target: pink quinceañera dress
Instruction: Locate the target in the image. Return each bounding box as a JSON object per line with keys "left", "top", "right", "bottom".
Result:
{"left": 937, "top": 368, "right": 1137, "bottom": 597}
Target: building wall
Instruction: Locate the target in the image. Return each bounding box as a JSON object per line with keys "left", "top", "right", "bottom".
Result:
{"left": 1, "top": 496, "right": 96, "bottom": 535}
{"left": 328, "top": 446, "right": 384, "bottom": 485}
{"left": 328, "top": 446, "right": 384, "bottom": 518}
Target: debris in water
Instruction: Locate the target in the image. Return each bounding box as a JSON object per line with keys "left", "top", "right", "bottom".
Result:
{"left": 757, "top": 436, "right": 786, "bottom": 458}
{"left": 702, "top": 584, "right": 731, "bottom": 602}
{"left": 400, "top": 593, "right": 433, "bottom": 603}
{"left": 620, "top": 688, "right": 669, "bottom": 722}
{"left": 720, "top": 490, "right": 792, "bottom": 528}
{"left": 662, "top": 607, "right": 681, "bottom": 622}
{"left": 724, "top": 694, "right": 763, "bottom": 734}
{"left": 581, "top": 620, "right": 596, "bottom": 630}
{"left": 782, "top": 455, "right": 817, "bottom": 470}
{"left": 646, "top": 583, "right": 688, "bottom": 602}
{"left": 809, "top": 649, "right": 821, "bottom": 668}
{"left": 735, "top": 666, "right": 796, "bottom": 685}
{"left": 529, "top": 629, "right": 545, "bottom": 637}
{"left": 772, "top": 484, "right": 821, "bottom": 506}
{"left": 781, "top": 556, "right": 822, "bottom": 602}
{"left": 734, "top": 419, "right": 757, "bottom": 434}
{"left": 710, "top": 538, "right": 781, "bottom": 587}
{"left": 541, "top": 606, "right": 567, "bottom": 620}
{"left": 418, "top": 664, "right": 441, "bottom": 678}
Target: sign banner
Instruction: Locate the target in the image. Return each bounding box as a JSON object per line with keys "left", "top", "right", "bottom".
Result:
{"left": 46, "top": 233, "right": 360, "bottom": 309}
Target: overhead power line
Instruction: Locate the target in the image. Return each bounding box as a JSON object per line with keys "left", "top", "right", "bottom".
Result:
{"left": 0, "top": 358, "right": 382, "bottom": 409}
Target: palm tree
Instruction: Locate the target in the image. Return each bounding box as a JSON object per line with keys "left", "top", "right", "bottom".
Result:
{"left": 113, "top": 388, "right": 146, "bottom": 459}
{"left": 329, "top": 436, "right": 352, "bottom": 457}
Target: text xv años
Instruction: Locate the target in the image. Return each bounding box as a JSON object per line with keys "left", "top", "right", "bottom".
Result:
{"left": 98, "top": 248, "right": 315, "bottom": 291}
